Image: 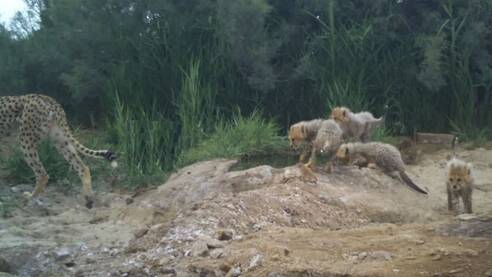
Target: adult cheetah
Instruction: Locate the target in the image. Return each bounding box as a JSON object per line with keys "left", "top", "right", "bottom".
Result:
{"left": 0, "top": 94, "right": 116, "bottom": 208}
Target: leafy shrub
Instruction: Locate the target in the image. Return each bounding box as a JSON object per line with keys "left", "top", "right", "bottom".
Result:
{"left": 177, "top": 111, "right": 286, "bottom": 167}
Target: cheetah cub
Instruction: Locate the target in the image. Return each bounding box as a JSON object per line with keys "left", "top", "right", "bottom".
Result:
{"left": 336, "top": 142, "right": 428, "bottom": 194}
{"left": 330, "top": 106, "right": 383, "bottom": 142}
{"left": 307, "top": 119, "right": 344, "bottom": 174}
{"left": 0, "top": 94, "right": 117, "bottom": 208}
{"left": 446, "top": 158, "right": 474, "bottom": 214}
{"left": 288, "top": 119, "right": 324, "bottom": 163}
{"left": 288, "top": 119, "right": 343, "bottom": 181}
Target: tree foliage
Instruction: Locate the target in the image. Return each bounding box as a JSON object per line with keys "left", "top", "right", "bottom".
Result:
{"left": 0, "top": 0, "right": 491, "bottom": 171}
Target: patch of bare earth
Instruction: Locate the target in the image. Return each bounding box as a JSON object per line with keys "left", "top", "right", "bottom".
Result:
{"left": 1, "top": 145, "right": 492, "bottom": 276}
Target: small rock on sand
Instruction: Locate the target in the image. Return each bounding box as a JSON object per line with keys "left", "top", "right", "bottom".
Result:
{"left": 190, "top": 241, "right": 209, "bottom": 257}
{"left": 217, "top": 229, "right": 234, "bottom": 241}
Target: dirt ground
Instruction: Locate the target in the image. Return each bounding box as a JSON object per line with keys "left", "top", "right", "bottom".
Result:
{"left": 1, "top": 143, "right": 492, "bottom": 276}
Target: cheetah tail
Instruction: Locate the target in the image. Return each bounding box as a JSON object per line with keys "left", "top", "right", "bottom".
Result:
{"left": 399, "top": 171, "right": 428, "bottom": 194}
{"left": 68, "top": 135, "right": 117, "bottom": 162}
{"left": 375, "top": 116, "right": 385, "bottom": 128}
{"left": 451, "top": 135, "right": 459, "bottom": 158}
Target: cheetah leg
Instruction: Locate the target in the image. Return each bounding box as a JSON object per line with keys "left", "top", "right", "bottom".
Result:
{"left": 447, "top": 188, "right": 453, "bottom": 211}
{"left": 52, "top": 135, "right": 94, "bottom": 209}
{"left": 447, "top": 187, "right": 458, "bottom": 212}
{"left": 360, "top": 132, "right": 369, "bottom": 143}
{"left": 359, "top": 123, "right": 370, "bottom": 142}
{"left": 299, "top": 149, "right": 318, "bottom": 182}
{"left": 299, "top": 151, "right": 308, "bottom": 163}
{"left": 463, "top": 188, "right": 473, "bottom": 214}
{"left": 19, "top": 132, "right": 49, "bottom": 198}
{"left": 299, "top": 164, "right": 317, "bottom": 182}
{"left": 305, "top": 148, "right": 317, "bottom": 171}
{"left": 349, "top": 155, "right": 369, "bottom": 168}
{"left": 298, "top": 144, "right": 312, "bottom": 163}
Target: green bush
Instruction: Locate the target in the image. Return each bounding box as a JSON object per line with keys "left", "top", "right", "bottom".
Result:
{"left": 176, "top": 111, "right": 286, "bottom": 167}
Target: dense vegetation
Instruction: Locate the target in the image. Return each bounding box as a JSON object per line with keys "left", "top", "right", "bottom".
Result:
{"left": 0, "top": 0, "right": 491, "bottom": 182}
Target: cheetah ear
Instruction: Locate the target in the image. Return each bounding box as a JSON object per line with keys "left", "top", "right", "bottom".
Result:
{"left": 342, "top": 110, "right": 347, "bottom": 117}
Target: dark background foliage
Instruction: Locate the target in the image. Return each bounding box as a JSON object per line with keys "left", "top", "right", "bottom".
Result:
{"left": 1, "top": 0, "right": 491, "bottom": 174}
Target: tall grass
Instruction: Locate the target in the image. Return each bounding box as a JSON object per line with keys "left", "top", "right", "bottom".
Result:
{"left": 177, "top": 60, "right": 218, "bottom": 151}
{"left": 107, "top": 59, "right": 221, "bottom": 181}
{"left": 440, "top": 1, "right": 485, "bottom": 141}
{"left": 176, "top": 111, "right": 286, "bottom": 167}
{"left": 110, "top": 93, "right": 175, "bottom": 177}
{"left": 310, "top": 8, "right": 383, "bottom": 117}
{"left": 442, "top": 1, "right": 473, "bottom": 127}
{"left": 324, "top": 79, "right": 369, "bottom": 113}
{"left": 305, "top": 1, "right": 491, "bottom": 137}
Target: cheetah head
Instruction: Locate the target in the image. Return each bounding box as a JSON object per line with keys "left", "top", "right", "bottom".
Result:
{"left": 330, "top": 107, "right": 351, "bottom": 123}
{"left": 288, "top": 124, "right": 308, "bottom": 150}
{"left": 335, "top": 143, "right": 352, "bottom": 162}
{"left": 447, "top": 158, "right": 472, "bottom": 192}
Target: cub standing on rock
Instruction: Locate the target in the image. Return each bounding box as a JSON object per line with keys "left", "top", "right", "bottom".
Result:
{"left": 0, "top": 94, "right": 117, "bottom": 209}
{"left": 288, "top": 119, "right": 343, "bottom": 180}
{"left": 330, "top": 106, "right": 384, "bottom": 142}
{"left": 336, "top": 142, "right": 428, "bottom": 194}
{"left": 288, "top": 119, "right": 324, "bottom": 163}
{"left": 307, "top": 119, "right": 344, "bottom": 174}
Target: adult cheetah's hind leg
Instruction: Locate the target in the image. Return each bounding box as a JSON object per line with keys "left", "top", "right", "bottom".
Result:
{"left": 19, "top": 131, "right": 49, "bottom": 199}
{"left": 51, "top": 133, "right": 94, "bottom": 209}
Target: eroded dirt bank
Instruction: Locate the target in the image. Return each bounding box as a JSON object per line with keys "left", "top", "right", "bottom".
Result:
{"left": 1, "top": 146, "right": 492, "bottom": 276}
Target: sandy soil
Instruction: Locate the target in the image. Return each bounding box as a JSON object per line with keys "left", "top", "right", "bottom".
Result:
{"left": 1, "top": 144, "right": 492, "bottom": 276}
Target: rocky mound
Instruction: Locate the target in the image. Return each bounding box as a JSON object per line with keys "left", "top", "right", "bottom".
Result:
{"left": 1, "top": 147, "right": 492, "bottom": 276}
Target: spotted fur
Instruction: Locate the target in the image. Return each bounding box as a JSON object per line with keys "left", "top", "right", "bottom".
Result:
{"left": 308, "top": 119, "right": 344, "bottom": 173}
{"left": 288, "top": 119, "right": 324, "bottom": 163}
{"left": 336, "top": 142, "right": 427, "bottom": 194}
{"left": 0, "top": 94, "right": 116, "bottom": 208}
{"left": 446, "top": 158, "right": 474, "bottom": 214}
{"left": 330, "top": 106, "right": 383, "bottom": 142}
